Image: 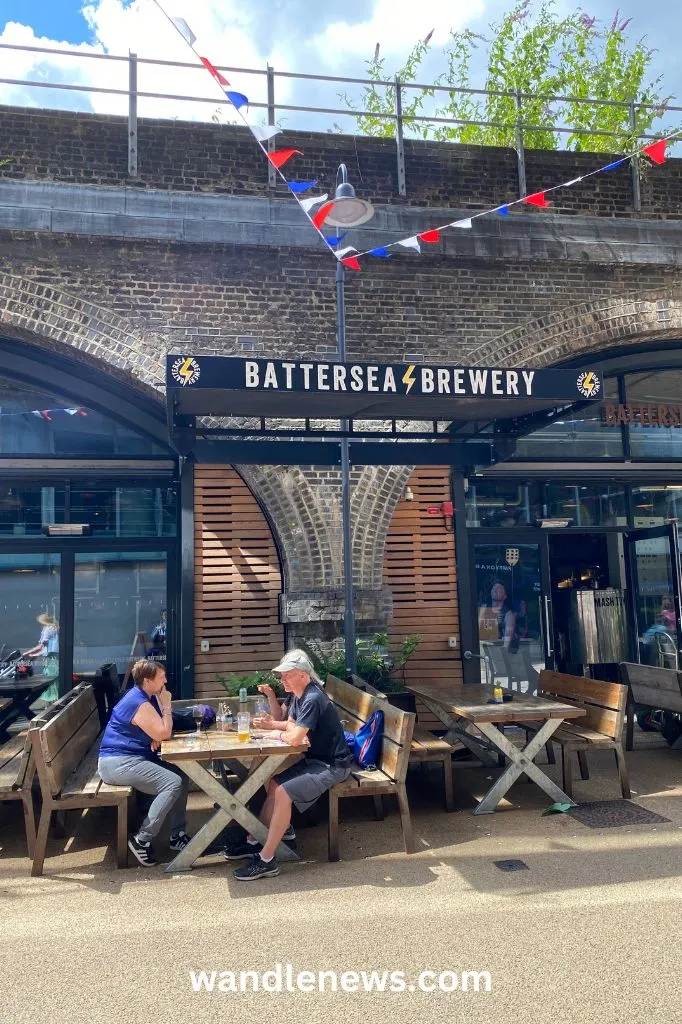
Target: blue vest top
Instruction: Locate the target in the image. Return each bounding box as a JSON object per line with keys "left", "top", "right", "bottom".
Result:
{"left": 99, "top": 687, "right": 162, "bottom": 760}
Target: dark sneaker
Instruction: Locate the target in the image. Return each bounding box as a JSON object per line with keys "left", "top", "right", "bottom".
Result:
{"left": 223, "top": 839, "right": 261, "bottom": 861}
{"left": 282, "top": 826, "right": 296, "bottom": 841}
{"left": 233, "top": 854, "right": 280, "bottom": 881}
{"left": 169, "top": 830, "right": 192, "bottom": 852}
{"left": 128, "top": 834, "right": 157, "bottom": 867}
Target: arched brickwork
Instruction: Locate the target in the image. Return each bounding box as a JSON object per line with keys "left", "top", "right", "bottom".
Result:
{"left": 467, "top": 293, "right": 682, "bottom": 368}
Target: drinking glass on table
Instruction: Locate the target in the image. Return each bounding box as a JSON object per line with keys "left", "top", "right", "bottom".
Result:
{"left": 237, "top": 711, "right": 250, "bottom": 743}
{"left": 192, "top": 704, "right": 204, "bottom": 744}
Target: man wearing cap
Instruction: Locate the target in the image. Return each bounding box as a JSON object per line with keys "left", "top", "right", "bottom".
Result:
{"left": 224, "top": 649, "right": 352, "bottom": 880}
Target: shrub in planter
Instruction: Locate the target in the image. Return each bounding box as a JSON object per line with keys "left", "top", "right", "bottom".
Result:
{"left": 300, "top": 633, "right": 422, "bottom": 709}
{"left": 216, "top": 670, "right": 285, "bottom": 698}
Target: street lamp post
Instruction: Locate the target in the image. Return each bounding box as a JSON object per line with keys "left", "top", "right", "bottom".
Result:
{"left": 326, "top": 164, "right": 374, "bottom": 679}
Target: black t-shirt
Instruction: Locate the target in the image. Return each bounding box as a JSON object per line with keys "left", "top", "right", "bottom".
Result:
{"left": 289, "top": 683, "right": 352, "bottom": 768}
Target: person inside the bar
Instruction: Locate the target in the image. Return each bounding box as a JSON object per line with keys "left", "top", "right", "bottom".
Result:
{"left": 223, "top": 649, "right": 352, "bottom": 880}
{"left": 98, "top": 659, "right": 192, "bottom": 867}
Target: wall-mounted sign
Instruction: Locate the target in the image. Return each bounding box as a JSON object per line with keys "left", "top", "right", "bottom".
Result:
{"left": 603, "top": 403, "right": 682, "bottom": 427}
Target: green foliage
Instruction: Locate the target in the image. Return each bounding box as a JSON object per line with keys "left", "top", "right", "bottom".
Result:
{"left": 301, "top": 633, "right": 423, "bottom": 692}
{"left": 216, "top": 670, "right": 285, "bottom": 697}
{"left": 342, "top": 2, "right": 669, "bottom": 152}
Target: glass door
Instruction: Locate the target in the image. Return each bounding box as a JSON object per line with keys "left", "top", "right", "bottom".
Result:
{"left": 625, "top": 524, "right": 682, "bottom": 669}
{"left": 469, "top": 536, "right": 552, "bottom": 693}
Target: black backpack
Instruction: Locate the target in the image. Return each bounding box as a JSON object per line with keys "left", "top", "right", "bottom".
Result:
{"left": 660, "top": 712, "right": 682, "bottom": 747}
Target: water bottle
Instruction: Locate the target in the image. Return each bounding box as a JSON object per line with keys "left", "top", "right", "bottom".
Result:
{"left": 224, "top": 706, "right": 233, "bottom": 731}
{"left": 239, "top": 687, "right": 248, "bottom": 705}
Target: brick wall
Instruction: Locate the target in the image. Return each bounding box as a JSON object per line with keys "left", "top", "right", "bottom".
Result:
{"left": 1, "top": 105, "right": 681, "bottom": 218}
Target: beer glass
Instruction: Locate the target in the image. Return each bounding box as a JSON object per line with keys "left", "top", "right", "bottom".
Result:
{"left": 237, "top": 711, "right": 250, "bottom": 743}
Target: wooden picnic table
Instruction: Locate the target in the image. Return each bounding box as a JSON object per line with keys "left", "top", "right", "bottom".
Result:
{"left": 0, "top": 676, "right": 54, "bottom": 740}
{"left": 406, "top": 681, "right": 585, "bottom": 814}
{"left": 160, "top": 727, "right": 307, "bottom": 873}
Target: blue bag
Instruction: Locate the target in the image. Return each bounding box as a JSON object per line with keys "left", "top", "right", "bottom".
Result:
{"left": 349, "top": 709, "right": 384, "bottom": 770}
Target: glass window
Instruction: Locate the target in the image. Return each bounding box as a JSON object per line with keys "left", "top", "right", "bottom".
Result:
{"left": 73, "top": 552, "right": 167, "bottom": 676}
{"left": 0, "top": 552, "right": 61, "bottom": 698}
{"left": 0, "top": 374, "right": 168, "bottom": 456}
{"left": 513, "top": 378, "right": 621, "bottom": 459}
{"left": 0, "top": 483, "right": 66, "bottom": 536}
{"left": 631, "top": 486, "right": 682, "bottom": 527}
{"left": 466, "top": 481, "right": 542, "bottom": 527}
{"left": 69, "top": 484, "right": 176, "bottom": 537}
{"left": 545, "top": 483, "right": 627, "bottom": 527}
{"left": 626, "top": 370, "right": 682, "bottom": 459}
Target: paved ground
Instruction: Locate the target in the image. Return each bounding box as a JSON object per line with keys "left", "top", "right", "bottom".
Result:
{"left": 1, "top": 734, "right": 680, "bottom": 1024}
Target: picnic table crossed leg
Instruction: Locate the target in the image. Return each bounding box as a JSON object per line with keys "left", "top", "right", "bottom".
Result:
{"left": 165, "top": 753, "right": 300, "bottom": 872}
{"left": 415, "top": 695, "right": 500, "bottom": 767}
{"left": 471, "top": 718, "right": 577, "bottom": 814}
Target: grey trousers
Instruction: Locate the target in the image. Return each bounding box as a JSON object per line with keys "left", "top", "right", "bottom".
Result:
{"left": 98, "top": 755, "right": 189, "bottom": 843}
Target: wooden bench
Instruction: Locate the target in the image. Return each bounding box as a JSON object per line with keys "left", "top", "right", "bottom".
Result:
{"left": 536, "top": 670, "right": 630, "bottom": 801}
{"left": 30, "top": 683, "right": 132, "bottom": 876}
{"left": 619, "top": 662, "right": 682, "bottom": 751}
{"left": 354, "top": 677, "right": 457, "bottom": 811}
{"left": 325, "top": 675, "right": 416, "bottom": 861}
{"left": 0, "top": 730, "right": 36, "bottom": 856}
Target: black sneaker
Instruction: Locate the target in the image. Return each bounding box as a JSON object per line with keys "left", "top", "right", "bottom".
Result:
{"left": 282, "top": 826, "right": 296, "bottom": 841}
{"left": 128, "top": 834, "right": 157, "bottom": 867}
{"left": 223, "top": 839, "right": 262, "bottom": 861}
{"left": 169, "top": 830, "right": 192, "bottom": 852}
{"left": 233, "top": 854, "right": 280, "bottom": 881}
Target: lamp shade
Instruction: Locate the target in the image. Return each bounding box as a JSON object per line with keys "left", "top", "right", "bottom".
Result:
{"left": 326, "top": 171, "right": 375, "bottom": 227}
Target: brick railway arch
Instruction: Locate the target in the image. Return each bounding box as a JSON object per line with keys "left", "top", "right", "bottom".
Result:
{"left": 467, "top": 293, "right": 682, "bottom": 368}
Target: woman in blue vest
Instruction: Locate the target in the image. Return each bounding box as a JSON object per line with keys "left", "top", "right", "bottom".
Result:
{"left": 98, "top": 659, "right": 191, "bottom": 867}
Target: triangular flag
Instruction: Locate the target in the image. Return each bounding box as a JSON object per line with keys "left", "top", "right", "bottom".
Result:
{"left": 251, "top": 125, "right": 281, "bottom": 143}
{"left": 523, "top": 191, "right": 550, "bottom": 208}
{"left": 268, "top": 148, "right": 302, "bottom": 169}
{"left": 324, "top": 233, "right": 347, "bottom": 246}
{"left": 312, "top": 201, "right": 335, "bottom": 230}
{"left": 199, "top": 56, "right": 230, "bottom": 87}
{"left": 643, "top": 139, "right": 667, "bottom": 165}
{"left": 600, "top": 161, "right": 625, "bottom": 172}
{"left": 448, "top": 218, "right": 472, "bottom": 229}
{"left": 299, "top": 193, "right": 328, "bottom": 214}
{"left": 497, "top": 205, "right": 510, "bottom": 216}
{"left": 289, "top": 181, "right": 318, "bottom": 194}
{"left": 397, "top": 236, "right": 421, "bottom": 252}
{"left": 225, "top": 91, "right": 249, "bottom": 110}
{"left": 419, "top": 229, "right": 440, "bottom": 243}
{"left": 368, "top": 246, "right": 391, "bottom": 257}
{"left": 335, "top": 246, "right": 358, "bottom": 259}
{"left": 562, "top": 177, "right": 583, "bottom": 186}
{"left": 341, "top": 256, "right": 361, "bottom": 271}
{"left": 171, "top": 17, "right": 196, "bottom": 47}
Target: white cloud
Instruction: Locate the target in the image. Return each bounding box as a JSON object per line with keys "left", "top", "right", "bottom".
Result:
{"left": 311, "top": 0, "right": 486, "bottom": 66}
{"left": 0, "top": 0, "right": 295, "bottom": 123}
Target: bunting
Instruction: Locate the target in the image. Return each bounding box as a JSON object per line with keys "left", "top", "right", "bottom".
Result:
{"left": 153, "top": 1, "right": 681, "bottom": 274}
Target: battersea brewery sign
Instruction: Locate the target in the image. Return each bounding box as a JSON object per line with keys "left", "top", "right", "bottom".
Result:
{"left": 167, "top": 356, "right": 602, "bottom": 401}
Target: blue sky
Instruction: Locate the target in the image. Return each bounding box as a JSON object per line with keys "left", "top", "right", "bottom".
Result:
{"left": 1, "top": 1, "right": 681, "bottom": 135}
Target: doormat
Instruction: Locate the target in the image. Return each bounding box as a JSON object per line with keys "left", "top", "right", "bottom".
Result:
{"left": 568, "top": 800, "right": 670, "bottom": 829}
{"left": 494, "top": 859, "right": 529, "bottom": 872}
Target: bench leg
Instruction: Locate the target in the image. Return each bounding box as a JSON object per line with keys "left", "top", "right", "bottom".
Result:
{"left": 372, "top": 795, "right": 384, "bottom": 821}
{"left": 22, "top": 791, "right": 37, "bottom": 860}
{"left": 614, "top": 744, "right": 631, "bottom": 799}
{"left": 577, "top": 750, "right": 590, "bottom": 780}
{"left": 117, "top": 799, "right": 129, "bottom": 869}
{"left": 545, "top": 742, "right": 556, "bottom": 765}
{"left": 396, "top": 782, "right": 415, "bottom": 855}
{"left": 561, "top": 747, "right": 574, "bottom": 802}
{"left": 31, "top": 804, "right": 53, "bottom": 877}
{"left": 328, "top": 790, "right": 340, "bottom": 862}
{"left": 625, "top": 701, "right": 635, "bottom": 752}
{"left": 442, "top": 756, "right": 455, "bottom": 812}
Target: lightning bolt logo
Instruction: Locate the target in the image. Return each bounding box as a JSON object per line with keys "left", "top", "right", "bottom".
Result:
{"left": 402, "top": 364, "right": 417, "bottom": 395}
{"left": 582, "top": 372, "right": 595, "bottom": 395}
{"left": 171, "top": 356, "right": 200, "bottom": 387}
{"left": 577, "top": 369, "right": 600, "bottom": 398}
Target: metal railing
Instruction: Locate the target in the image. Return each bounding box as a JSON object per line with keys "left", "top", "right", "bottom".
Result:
{"left": 1, "top": 40, "right": 679, "bottom": 207}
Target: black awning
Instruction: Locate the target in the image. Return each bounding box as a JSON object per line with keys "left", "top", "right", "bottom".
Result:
{"left": 166, "top": 355, "right": 604, "bottom": 423}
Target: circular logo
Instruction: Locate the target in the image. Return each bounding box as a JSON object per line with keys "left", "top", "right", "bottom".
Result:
{"left": 576, "top": 370, "right": 601, "bottom": 398}
{"left": 171, "top": 356, "right": 201, "bottom": 387}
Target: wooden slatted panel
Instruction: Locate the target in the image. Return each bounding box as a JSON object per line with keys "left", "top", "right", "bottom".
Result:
{"left": 383, "top": 467, "right": 461, "bottom": 727}
{"left": 194, "top": 466, "right": 285, "bottom": 699}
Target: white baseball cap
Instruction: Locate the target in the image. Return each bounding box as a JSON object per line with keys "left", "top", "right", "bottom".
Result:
{"left": 271, "top": 648, "right": 322, "bottom": 684}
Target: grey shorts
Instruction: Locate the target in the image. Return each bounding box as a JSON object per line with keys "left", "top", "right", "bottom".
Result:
{"left": 275, "top": 757, "right": 352, "bottom": 812}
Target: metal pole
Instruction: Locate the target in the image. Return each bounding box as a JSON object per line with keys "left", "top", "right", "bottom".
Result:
{"left": 267, "top": 65, "right": 276, "bottom": 188}
{"left": 629, "top": 100, "right": 642, "bottom": 212}
{"left": 514, "top": 90, "right": 526, "bottom": 198}
{"left": 336, "top": 258, "right": 356, "bottom": 677}
{"left": 394, "top": 76, "right": 407, "bottom": 196}
{"left": 128, "top": 51, "right": 138, "bottom": 178}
